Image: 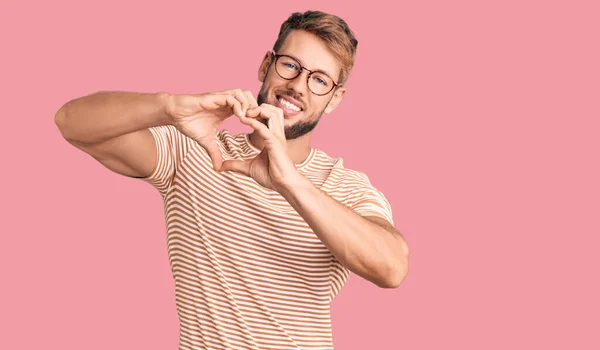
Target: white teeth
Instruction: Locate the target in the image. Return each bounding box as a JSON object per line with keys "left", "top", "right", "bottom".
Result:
{"left": 278, "top": 97, "right": 301, "bottom": 112}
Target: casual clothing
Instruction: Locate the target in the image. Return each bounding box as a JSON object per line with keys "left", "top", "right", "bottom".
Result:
{"left": 139, "top": 125, "right": 394, "bottom": 350}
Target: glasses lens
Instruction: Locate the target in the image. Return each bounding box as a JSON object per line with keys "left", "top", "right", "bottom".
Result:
{"left": 274, "top": 54, "right": 335, "bottom": 95}
{"left": 275, "top": 56, "right": 301, "bottom": 79}
{"left": 308, "top": 72, "right": 334, "bottom": 95}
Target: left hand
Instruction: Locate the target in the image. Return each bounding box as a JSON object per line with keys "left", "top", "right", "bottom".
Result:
{"left": 219, "top": 103, "right": 300, "bottom": 192}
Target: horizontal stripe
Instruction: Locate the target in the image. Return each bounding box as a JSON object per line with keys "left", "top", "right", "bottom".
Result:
{"left": 139, "top": 125, "right": 394, "bottom": 350}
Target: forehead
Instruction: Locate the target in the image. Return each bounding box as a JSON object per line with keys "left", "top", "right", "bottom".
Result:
{"left": 278, "top": 30, "right": 341, "bottom": 80}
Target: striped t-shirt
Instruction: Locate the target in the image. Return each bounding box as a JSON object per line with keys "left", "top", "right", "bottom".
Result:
{"left": 139, "top": 125, "right": 394, "bottom": 350}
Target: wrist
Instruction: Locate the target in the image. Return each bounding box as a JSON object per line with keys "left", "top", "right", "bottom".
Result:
{"left": 156, "top": 92, "right": 175, "bottom": 125}
{"left": 276, "top": 172, "right": 312, "bottom": 198}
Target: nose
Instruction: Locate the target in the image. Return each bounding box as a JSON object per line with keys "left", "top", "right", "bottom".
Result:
{"left": 286, "top": 68, "right": 310, "bottom": 96}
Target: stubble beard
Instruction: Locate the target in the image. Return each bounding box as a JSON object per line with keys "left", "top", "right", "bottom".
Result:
{"left": 256, "top": 83, "right": 326, "bottom": 140}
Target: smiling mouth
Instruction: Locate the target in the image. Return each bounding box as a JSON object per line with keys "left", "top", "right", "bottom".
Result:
{"left": 276, "top": 95, "right": 303, "bottom": 112}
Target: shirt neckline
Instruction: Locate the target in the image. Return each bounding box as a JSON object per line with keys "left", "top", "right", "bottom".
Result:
{"left": 243, "top": 133, "right": 316, "bottom": 171}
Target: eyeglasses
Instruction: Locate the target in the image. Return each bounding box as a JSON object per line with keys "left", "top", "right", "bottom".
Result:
{"left": 270, "top": 51, "right": 342, "bottom": 96}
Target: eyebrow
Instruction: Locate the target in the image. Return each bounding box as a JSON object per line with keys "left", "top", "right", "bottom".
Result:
{"left": 283, "top": 53, "right": 337, "bottom": 81}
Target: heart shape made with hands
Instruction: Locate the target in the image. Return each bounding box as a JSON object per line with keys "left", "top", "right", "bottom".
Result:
{"left": 218, "top": 103, "right": 301, "bottom": 193}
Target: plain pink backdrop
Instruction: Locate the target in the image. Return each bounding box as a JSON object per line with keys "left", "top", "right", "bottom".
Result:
{"left": 1, "top": 0, "right": 599, "bottom": 349}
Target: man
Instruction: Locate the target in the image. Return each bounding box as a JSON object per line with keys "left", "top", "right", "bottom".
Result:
{"left": 55, "top": 10, "right": 409, "bottom": 350}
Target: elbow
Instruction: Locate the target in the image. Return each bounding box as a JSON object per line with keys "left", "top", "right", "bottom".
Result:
{"left": 54, "top": 105, "right": 69, "bottom": 139}
{"left": 378, "top": 244, "right": 410, "bottom": 289}
{"left": 54, "top": 104, "right": 79, "bottom": 144}
{"left": 378, "top": 265, "right": 408, "bottom": 289}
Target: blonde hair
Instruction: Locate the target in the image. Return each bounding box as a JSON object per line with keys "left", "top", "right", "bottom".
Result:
{"left": 273, "top": 11, "right": 358, "bottom": 84}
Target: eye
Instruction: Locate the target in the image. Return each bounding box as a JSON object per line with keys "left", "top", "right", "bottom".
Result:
{"left": 312, "top": 75, "right": 329, "bottom": 86}
{"left": 284, "top": 62, "right": 298, "bottom": 70}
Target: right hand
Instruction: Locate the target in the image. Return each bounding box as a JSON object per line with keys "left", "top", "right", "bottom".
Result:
{"left": 164, "top": 89, "right": 258, "bottom": 171}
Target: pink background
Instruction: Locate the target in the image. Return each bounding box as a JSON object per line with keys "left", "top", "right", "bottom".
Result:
{"left": 1, "top": 0, "right": 599, "bottom": 349}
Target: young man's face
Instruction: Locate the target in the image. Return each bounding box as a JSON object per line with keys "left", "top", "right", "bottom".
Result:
{"left": 256, "top": 30, "right": 347, "bottom": 140}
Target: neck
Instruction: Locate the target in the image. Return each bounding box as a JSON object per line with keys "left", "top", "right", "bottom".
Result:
{"left": 248, "top": 131, "right": 313, "bottom": 165}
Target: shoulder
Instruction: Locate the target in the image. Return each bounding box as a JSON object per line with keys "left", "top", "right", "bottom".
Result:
{"left": 315, "top": 154, "right": 382, "bottom": 201}
{"left": 325, "top": 156, "right": 374, "bottom": 187}
{"left": 328, "top": 160, "right": 395, "bottom": 224}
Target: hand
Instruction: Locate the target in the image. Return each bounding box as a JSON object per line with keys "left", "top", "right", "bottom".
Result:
{"left": 219, "top": 103, "right": 301, "bottom": 192}
{"left": 164, "top": 89, "right": 258, "bottom": 171}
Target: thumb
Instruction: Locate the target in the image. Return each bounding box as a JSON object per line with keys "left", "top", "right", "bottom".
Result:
{"left": 200, "top": 141, "right": 223, "bottom": 172}
{"left": 220, "top": 159, "right": 250, "bottom": 175}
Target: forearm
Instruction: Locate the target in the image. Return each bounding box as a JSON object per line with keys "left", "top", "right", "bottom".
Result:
{"left": 279, "top": 175, "right": 409, "bottom": 288}
{"left": 55, "top": 91, "right": 172, "bottom": 145}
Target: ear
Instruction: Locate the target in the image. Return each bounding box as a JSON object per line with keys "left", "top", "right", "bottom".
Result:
{"left": 258, "top": 52, "right": 273, "bottom": 82}
{"left": 324, "top": 87, "right": 347, "bottom": 114}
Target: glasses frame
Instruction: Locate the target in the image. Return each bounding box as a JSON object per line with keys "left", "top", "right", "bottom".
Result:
{"left": 270, "top": 51, "right": 342, "bottom": 96}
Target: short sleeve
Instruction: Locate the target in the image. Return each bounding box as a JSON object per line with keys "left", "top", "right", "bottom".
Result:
{"left": 347, "top": 173, "right": 395, "bottom": 226}
{"left": 138, "top": 125, "right": 194, "bottom": 197}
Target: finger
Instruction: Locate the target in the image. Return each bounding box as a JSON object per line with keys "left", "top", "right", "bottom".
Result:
{"left": 239, "top": 114, "right": 277, "bottom": 143}
{"left": 269, "top": 112, "right": 285, "bottom": 143}
{"left": 254, "top": 103, "right": 282, "bottom": 118}
{"left": 245, "top": 103, "right": 278, "bottom": 120}
{"left": 239, "top": 115, "right": 289, "bottom": 162}
{"left": 200, "top": 141, "right": 224, "bottom": 171}
{"left": 244, "top": 105, "right": 283, "bottom": 139}
{"left": 260, "top": 104, "right": 284, "bottom": 122}
{"left": 219, "top": 89, "right": 252, "bottom": 116}
{"left": 225, "top": 95, "right": 244, "bottom": 119}
{"left": 220, "top": 159, "right": 249, "bottom": 175}
{"left": 257, "top": 104, "right": 286, "bottom": 142}
{"left": 245, "top": 106, "right": 277, "bottom": 135}
{"left": 231, "top": 89, "right": 249, "bottom": 117}
{"left": 245, "top": 105, "right": 267, "bottom": 119}
{"left": 244, "top": 90, "right": 259, "bottom": 110}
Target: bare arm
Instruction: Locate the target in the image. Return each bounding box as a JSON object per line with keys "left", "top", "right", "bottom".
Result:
{"left": 280, "top": 175, "right": 410, "bottom": 289}
{"left": 54, "top": 91, "right": 172, "bottom": 178}
{"left": 55, "top": 91, "right": 172, "bottom": 145}
{"left": 217, "top": 104, "right": 409, "bottom": 288}
{"left": 56, "top": 89, "right": 257, "bottom": 178}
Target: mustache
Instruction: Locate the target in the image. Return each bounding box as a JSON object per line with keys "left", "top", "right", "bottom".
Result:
{"left": 257, "top": 86, "right": 306, "bottom": 107}
{"left": 276, "top": 90, "right": 304, "bottom": 104}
